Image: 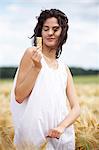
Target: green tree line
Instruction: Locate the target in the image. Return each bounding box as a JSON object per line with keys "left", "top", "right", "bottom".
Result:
{"left": 0, "top": 67, "right": 99, "bottom": 79}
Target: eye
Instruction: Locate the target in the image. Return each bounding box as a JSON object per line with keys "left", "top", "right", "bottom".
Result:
{"left": 42, "top": 27, "right": 49, "bottom": 31}
{"left": 53, "top": 27, "right": 60, "bottom": 32}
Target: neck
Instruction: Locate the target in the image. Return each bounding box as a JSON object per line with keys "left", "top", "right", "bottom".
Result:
{"left": 42, "top": 45, "right": 57, "bottom": 60}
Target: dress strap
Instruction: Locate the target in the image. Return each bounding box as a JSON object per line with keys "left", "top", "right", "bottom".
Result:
{"left": 41, "top": 55, "right": 48, "bottom": 68}
{"left": 58, "top": 60, "right": 67, "bottom": 73}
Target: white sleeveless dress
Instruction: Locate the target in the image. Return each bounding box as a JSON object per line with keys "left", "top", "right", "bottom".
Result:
{"left": 10, "top": 56, "right": 75, "bottom": 150}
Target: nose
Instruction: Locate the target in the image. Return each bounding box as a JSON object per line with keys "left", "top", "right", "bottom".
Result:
{"left": 48, "top": 29, "right": 54, "bottom": 35}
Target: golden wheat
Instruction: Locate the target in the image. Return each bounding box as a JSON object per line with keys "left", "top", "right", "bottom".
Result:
{"left": 0, "top": 80, "right": 99, "bottom": 150}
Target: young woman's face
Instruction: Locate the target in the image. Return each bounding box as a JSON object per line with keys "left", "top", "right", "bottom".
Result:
{"left": 42, "top": 17, "right": 62, "bottom": 48}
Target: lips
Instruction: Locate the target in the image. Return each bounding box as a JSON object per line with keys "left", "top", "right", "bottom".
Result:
{"left": 46, "top": 38, "right": 55, "bottom": 41}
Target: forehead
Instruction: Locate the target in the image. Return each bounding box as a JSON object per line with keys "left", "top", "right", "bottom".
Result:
{"left": 43, "top": 17, "right": 59, "bottom": 27}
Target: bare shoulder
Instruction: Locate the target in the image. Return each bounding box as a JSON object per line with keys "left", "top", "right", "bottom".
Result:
{"left": 65, "top": 65, "right": 73, "bottom": 77}
{"left": 16, "top": 47, "right": 35, "bottom": 85}
{"left": 19, "top": 47, "right": 36, "bottom": 67}
{"left": 23, "top": 47, "right": 35, "bottom": 58}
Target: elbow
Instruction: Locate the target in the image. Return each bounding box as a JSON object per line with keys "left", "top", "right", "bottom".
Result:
{"left": 15, "top": 97, "right": 24, "bottom": 104}
{"left": 15, "top": 95, "right": 24, "bottom": 104}
{"left": 14, "top": 88, "right": 24, "bottom": 104}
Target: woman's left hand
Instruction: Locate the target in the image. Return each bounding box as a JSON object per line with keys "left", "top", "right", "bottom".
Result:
{"left": 46, "top": 125, "right": 65, "bottom": 139}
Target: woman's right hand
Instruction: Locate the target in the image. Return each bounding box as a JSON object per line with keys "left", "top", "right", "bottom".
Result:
{"left": 31, "top": 46, "right": 42, "bottom": 70}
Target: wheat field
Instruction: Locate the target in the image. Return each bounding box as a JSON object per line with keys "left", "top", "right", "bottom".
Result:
{"left": 0, "top": 76, "right": 99, "bottom": 150}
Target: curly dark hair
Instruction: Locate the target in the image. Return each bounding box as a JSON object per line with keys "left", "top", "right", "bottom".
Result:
{"left": 30, "top": 9, "right": 69, "bottom": 58}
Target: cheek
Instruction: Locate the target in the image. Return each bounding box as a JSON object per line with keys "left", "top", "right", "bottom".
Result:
{"left": 55, "top": 32, "right": 61, "bottom": 40}
{"left": 41, "top": 31, "right": 46, "bottom": 39}
{"left": 56, "top": 30, "right": 62, "bottom": 37}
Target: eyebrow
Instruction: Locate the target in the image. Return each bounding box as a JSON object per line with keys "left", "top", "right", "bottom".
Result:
{"left": 43, "top": 25, "right": 60, "bottom": 28}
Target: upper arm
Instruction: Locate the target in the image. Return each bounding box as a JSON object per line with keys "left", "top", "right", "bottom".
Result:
{"left": 15, "top": 48, "right": 34, "bottom": 88}
{"left": 66, "top": 66, "right": 78, "bottom": 108}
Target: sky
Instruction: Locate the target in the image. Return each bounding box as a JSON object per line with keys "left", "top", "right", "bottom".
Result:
{"left": 0, "top": 0, "right": 99, "bottom": 69}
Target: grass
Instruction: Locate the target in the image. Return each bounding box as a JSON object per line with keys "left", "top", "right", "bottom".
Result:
{"left": 73, "top": 75, "right": 99, "bottom": 84}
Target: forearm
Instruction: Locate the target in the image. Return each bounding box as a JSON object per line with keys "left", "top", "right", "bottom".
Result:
{"left": 15, "top": 66, "right": 41, "bottom": 103}
{"left": 59, "top": 104, "right": 80, "bottom": 129}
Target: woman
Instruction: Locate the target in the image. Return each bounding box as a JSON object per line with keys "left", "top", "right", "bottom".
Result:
{"left": 10, "top": 9, "right": 80, "bottom": 150}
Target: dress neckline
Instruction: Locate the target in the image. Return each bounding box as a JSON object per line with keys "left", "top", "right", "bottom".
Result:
{"left": 42, "top": 55, "right": 59, "bottom": 71}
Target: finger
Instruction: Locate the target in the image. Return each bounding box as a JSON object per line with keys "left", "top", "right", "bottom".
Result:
{"left": 47, "top": 130, "right": 53, "bottom": 137}
{"left": 56, "top": 132, "right": 60, "bottom": 139}
{"left": 52, "top": 130, "right": 61, "bottom": 139}
{"left": 32, "top": 51, "right": 38, "bottom": 58}
{"left": 36, "top": 46, "right": 42, "bottom": 54}
{"left": 46, "top": 135, "right": 51, "bottom": 139}
{"left": 32, "top": 48, "right": 40, "bottom": 57}
{"left": 37, "top": 46, "right": 41, "bottom": 49}
{"left": 38, "top": 47, "right": 42, "bottom": 52}
{"left": 36, "top": 54, "right": 42, "bottom": 61}
{"left": 48, "top": 130, "right": 57, "bottom": 138}
{"left": 50, "top": 131, "right": 55, "bottom": 138}
{"left": 35, "top": 50, "right": 42, "bottom": 59}
{"left": 32, "top": 49, "right": 37, "bottom": 56}
{"left": 32, "top": 52, "right": 39, "bottom": 61}
{"left": 32, "top": 54, "right": 41, "bottom": 62}
{"left": 47, "top": 129, "right": 60, "bottom": 138}
{"left": 53, "top": 131, "right": 60, "bottom": 138}
{"left": 36, "top": 49, "right": 42, "bottom": 55}
{"left": 32, "top": 49, "right": 42, "bottom": 60}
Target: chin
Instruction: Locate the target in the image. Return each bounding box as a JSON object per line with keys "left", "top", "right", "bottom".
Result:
{"left": 46, "top": 43, "right": 56, "bottom": 47}
{"left": 47, "top": 45, "right": 56, "bottom": 49}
